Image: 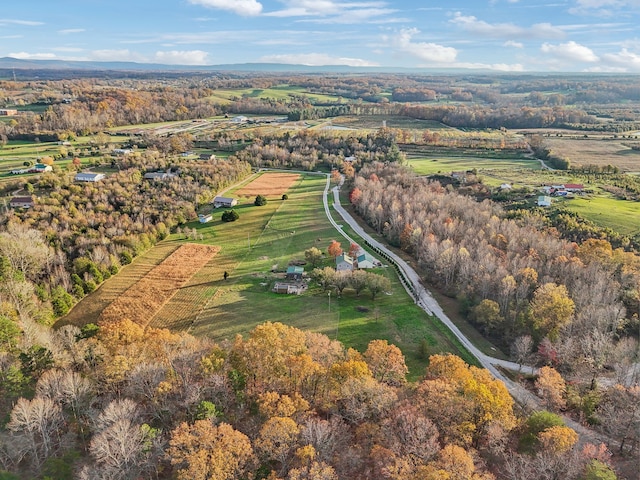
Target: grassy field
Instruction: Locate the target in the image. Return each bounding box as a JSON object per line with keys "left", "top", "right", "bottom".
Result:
{"left": 542, "top": 135, "right": 640, "bottom": 172}
{"left": 205, "top": 85, "right": 346, "bottom": 105}
{"left": 562, "top": 195, "right": 640, "bottom": 236}
{"left": 60, "top": 172, "right": 461, "bottom": 378}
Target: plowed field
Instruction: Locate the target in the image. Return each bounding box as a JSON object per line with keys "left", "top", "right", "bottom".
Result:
{"left": 235, "top": 172, "right": 300, "bottom": 197}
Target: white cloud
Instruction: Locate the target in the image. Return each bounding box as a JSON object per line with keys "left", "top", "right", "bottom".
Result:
{"left": 259, "top": 52, "right": 379, "bottom": 66}
{"left": 188, "top": 0, "right": 262, "bottom": 16}
{"left": 541, "top": 41, "right": 599, "bottom": 62}
{"left": 450, "top": 12, "right": 565, "bottom": 39}
{"left": 601, "top": 48, "right": 640, "bottom": 70}
{"left": 391, "top": 28, "right": 458, "bottom": 64}
{"left": 90, "top": 49, "right": 147, "bottom": 62}
{"left": 504, "top": 40, "right": 524, "bottom": 48}
{"left": 456, "top": 62, "right": 525, "bottom": 71}
{"left": 265, "top": 0, "right": 396, "bottom": 23}
{"left": 58, "top": 28, "right": 85, "bottom": 34}
{"left": 154, "top": 50, "right": 210, "bottom": 65}
{"left": 8, "top": 52, "right": 57, "bottom": 60}
{"left": 570, "top": 0, "right": 640, "bottom": 15}
{"left": 0, "top": 19, "right": 44, "bottom": 26}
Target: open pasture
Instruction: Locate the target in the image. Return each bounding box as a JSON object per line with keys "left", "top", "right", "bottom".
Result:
{"left": 98, "top": 243, "right": 220, "bottom": 326}
{"left": 206, "top": 85, "right": 345, "bottom": 105}
{"left": 562, "top": 195, "right": 640, "bottom": 236}
{"left": 235, "top": 172, "right": 301, "bottom": 198}
{"left": 542, "top": 135, "right": 640, "bottom": 172}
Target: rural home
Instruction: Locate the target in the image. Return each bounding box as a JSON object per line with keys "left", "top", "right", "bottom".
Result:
{"left": 564, "top": 183, "right": 584, "bottom": 192}
{"left": 0, "top": 109, "right": 18, "bottom": 116}
{"left": 31, "top": 164, "right": 52, "bottom": 173}
{"left": 75, "top": 172, "right": 105, "bottom": 182}
{"left": 198, "top": 213, "right": 213, "bottom": 224}
{"left": 336, "top": 253, "right": 354, "bottom": 271}
{"left": 144, "top": 171, "right": 177, "bottom": 181}
{"left": 232, "top": 115, "right": 248, "bottom": 123}
{"left": 286, "top": 266, "right": 304, "bottom": 281}
{"left": 538, "top": 195, "right": 552, "bottom": 207}
{"left": 273, "top": 282, "right": 304, "bottom": 295}
{"left": 112, "top": 148, "right": 132, "bottom": 155}
{"left": 500, "top": 183, "right": 512, "bottom": 190}
{"left": 356, "top": 252, "right": 377, "bottom": 269}
{"left": 9, "top": 196, "right": 34, "bottom": 209}
{"left": 199, "top": 153, "right": 216, "bottom": 161}
{"left": 213, "top": 196, "right": 238, "bottom": 208}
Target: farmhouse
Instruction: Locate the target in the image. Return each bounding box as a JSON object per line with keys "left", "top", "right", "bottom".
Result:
{"left": 286, "top": 266, "right": 304, "bottom": 281}
{"left": 0, "top": 109, "right": 18, "bottom": 116}
{"left": 9, "top": 196, "right": 34, "bottom": 209}
{"left": 75, "top": 172, "right": 105, "bottom": 182}
{"left": 232, "top": 115, "right": 248, "bottom": 123}
{"left": 199, "top": 153, "right": 216, "bottom": 161}
{"left": 356, "top": 252, "right": 377, "bottom": 269}
{"left": 112, "top": 148, "right": 132, "bottom": 155}
{"left": 31, "top": 164, "right": 52, "bottom": 173}
{"left": 198, "top": 213, "right": 213, "bottom": 224}
{"left": 213, "top": 196, "right": 238, "bottom": 208}
{"left": 273, "top": 282, "right": 304, "bottom": 295}
{"left": 336, "top": 253, "right": 354, "bottom": 271}
{"left": 538, "top": 195, "right": 552, "bottom": 207}
{"left": 564, "top": 183, "right": 584, "bottom": 192}
{"left": 144, "top": 171, "right": 177, "bottom": 181}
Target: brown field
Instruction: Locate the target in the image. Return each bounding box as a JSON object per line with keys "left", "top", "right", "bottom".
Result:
{"left": 235, "top": 172, "right": 300, "bottom": 197}
{"left": 98, "top": 243, "right": 220, "bottom": 327}
{"left": 540, "top": 135, "right": 640, "bottom": 172}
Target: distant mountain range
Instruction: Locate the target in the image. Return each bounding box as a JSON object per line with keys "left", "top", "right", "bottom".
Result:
{"left": 0, "top": 56, "right": 483, "bottom": 75}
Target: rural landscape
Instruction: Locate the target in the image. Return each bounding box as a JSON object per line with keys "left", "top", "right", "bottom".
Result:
{"left": 0, "top": 68, "right": 639, "bottom": 480}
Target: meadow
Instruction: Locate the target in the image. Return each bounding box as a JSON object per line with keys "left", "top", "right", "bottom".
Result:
{"left": 205, "top": 85, "right": 346, "bottom": 105}
{"left": 562, "top": 195, "right": 640, "bottom": 236}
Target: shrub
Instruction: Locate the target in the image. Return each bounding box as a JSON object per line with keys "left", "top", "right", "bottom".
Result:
{"left": 282, "top": 194, "right": 288, "bottom": 200}
{"left": 222, "top": 209, "right": 240, "bottom": 222}
{"left": 254, "top": 194, "right": 267, "bottom": 206}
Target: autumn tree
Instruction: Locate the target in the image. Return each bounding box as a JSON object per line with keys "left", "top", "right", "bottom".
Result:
{"left": 256, "top": 416, "right": 300, "bottom": 474}
{"left": 348, "top": 243, "right": 360, "bottom": 258}
{"left": 471, "top": 299, "right": 503, "bottom": 335}
{"left": 419, "top": 354, "right": 516, "bottom": 448}
{"left": 304, "top": 247, "right": 323, "bottom": 268}
{"left": 167, "top": 420, "right": 256, "bottom": 480}
{"left": 365, "top": 272, "right": 391, "bottom": 301}
{"left": 363, "top": 339, "right": 408, "bottom": 386}
{"left": 530, "top": 283, "right": 575, "bottom": 341}
{"left": 535, "top": 366, "right": 567, "bottom": 411}
{"left": 327, "top": 240, "right": 342, "bottom": 258}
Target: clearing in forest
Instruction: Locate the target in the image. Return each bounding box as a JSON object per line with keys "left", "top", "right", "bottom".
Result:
{"left": 235, "top": 172, "right": 300, "bottom": 198}
{"left": 98, "top": 243, "right": 220, "bottom": 327}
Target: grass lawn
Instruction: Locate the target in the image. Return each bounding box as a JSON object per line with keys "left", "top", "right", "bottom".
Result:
{"left": 563, "top": 195, "right": 640, "bottom": 236}
{"left": 61, "top": 172, "right": 463, "bottom": 379}
{"left": 408, "top": 156, "right": 541, "bottom": 176}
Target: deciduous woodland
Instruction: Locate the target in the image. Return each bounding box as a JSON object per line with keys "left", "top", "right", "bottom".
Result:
{"left": 0, "top": 71, "right": 639, "bottom": 479}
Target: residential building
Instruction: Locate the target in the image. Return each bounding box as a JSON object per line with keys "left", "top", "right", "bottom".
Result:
{"left": 335, "top": 253, "right": 354, "bottom": 271}
{"left": 75, "top": 172, "right": 106, "bottom": 182}
{"left": 213, "top": 196, "right": 238, "bottom": 208}
{"left": 9, "top": 196, "right": 34, "bottom": 208}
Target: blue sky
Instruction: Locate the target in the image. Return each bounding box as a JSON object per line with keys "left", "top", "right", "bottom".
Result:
{"left": 2, "top": 1, "right": 640, "bottom": 71}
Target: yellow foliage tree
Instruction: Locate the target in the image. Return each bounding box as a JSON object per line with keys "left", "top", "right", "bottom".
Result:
{"left": 167, "top": 421, "right": 256, "bottom": 480}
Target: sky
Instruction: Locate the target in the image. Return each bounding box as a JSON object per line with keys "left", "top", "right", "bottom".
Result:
{"left": 2, "top": 1, "right": 640, "bottom": 72}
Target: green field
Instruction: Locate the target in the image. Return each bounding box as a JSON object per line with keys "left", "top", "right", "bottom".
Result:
{"left": 205, "top": 85, "right": 346, "bottom": 104}
{"left": 563, "top": 195, "right": 640, "bottom": 236}
{"left": 61, "top": 172, "right": 464, "bottom": 378}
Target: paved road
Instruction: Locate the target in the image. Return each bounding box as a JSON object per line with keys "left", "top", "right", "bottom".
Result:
{"left": 321, "top": 175, "right": 542, "bottom": 407}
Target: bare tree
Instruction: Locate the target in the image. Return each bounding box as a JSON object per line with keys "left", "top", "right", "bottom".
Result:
{"left": 7, "top": 397, "right": 64, "bottom": 471}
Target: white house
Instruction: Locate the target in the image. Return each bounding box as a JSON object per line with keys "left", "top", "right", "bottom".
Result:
{"left": 537, "top": 195, "right": 552, "bottom": 207}
{"left": 335, "top": 253, "right": 354, "bottom": 271}
{"left": 213, "top": 196, "right": 238, "bottom": 208}
{"left": 144, "top": 172, "right": 177, "bottom": 181}
{"left": 112, "top": 148, "right": 132, "bottom": 155}
{"left": 356, "top": 252, "right": 377, "bottom": 269}
{"left": 75, "top": 172, "right": 105, "bottom": 182}
{"left": 9, "top": 196, "right": 34, "bottom": 209}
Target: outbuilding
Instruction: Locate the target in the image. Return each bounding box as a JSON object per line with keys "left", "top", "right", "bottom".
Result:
{"left": 75, "top": 172, "right": 106, "bottom": 182}
{"left": 213, "top": 196, "right": 238, "bottom": 208}
{"left": 286, "top": 266, "right": 304, "bottom": 281}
